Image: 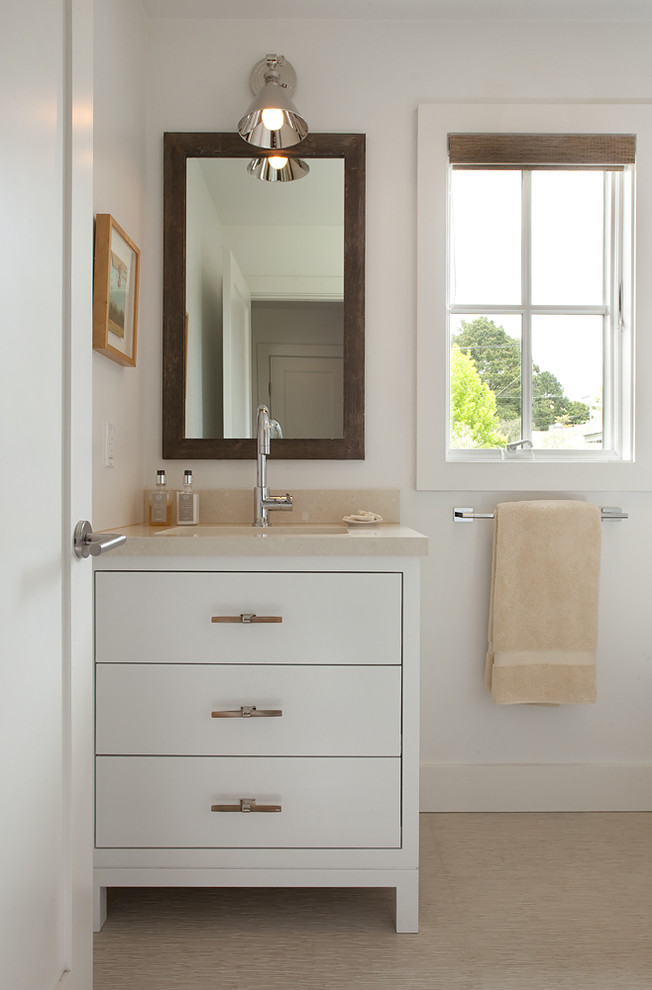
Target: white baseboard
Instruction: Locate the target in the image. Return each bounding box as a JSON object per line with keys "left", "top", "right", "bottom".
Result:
{"left": 420, "top": 763, "right": 652, "bottom": 811}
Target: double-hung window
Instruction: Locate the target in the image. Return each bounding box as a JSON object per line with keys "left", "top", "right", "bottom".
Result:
{"left": 447, "top": 133, "right": 634, "bottom": 460}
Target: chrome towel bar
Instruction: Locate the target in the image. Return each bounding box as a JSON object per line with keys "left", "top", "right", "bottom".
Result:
{"left": 453, "top": 505, "right": 628, "bottom": 523}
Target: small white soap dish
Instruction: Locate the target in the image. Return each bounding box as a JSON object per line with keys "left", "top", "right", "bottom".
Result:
{"left": 343, "top": 510, "right": 383, "bottom": 525}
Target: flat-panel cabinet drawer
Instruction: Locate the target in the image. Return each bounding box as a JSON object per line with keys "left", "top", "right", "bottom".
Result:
{"left": 95, "top": 756, "right": 401, "bottom": 849}
{"left": 96, "top": 663, "right": 401, "bottom": 756}
{"left": 94, "top": 571, "right": 401, "bottom": 664}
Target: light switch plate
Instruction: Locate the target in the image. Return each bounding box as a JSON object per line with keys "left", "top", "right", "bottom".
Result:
{"left": 104, "top": 422, "right": 116, "bottom": 468}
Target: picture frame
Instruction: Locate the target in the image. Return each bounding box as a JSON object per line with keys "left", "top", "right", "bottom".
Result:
{"left": 93, "top": 213, "right": 140, "bottom": 367}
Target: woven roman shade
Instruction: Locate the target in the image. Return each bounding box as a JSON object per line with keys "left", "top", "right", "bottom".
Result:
{"left": 449, "top": 133, "right": 636, "bottom": 169}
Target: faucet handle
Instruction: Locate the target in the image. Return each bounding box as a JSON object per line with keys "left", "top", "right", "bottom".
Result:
{"left": 266, "top": 493, "right": 293, "bottom": 510}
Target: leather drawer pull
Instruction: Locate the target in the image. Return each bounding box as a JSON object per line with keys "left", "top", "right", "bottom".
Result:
{"left": 211, "top": 614, "right": 282, "bottom": 624}
{"left": 211, "top": 706, "right": 283, "bottom": 719}
{"left": 210, "top": 798, "right": 282, "bottom": 814}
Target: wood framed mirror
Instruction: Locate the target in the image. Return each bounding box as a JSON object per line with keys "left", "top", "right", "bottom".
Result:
{"left": 163, "top": 132, "right": 365, "bottom": 459}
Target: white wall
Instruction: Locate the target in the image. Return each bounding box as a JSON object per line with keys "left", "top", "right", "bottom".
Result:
{"left": 224, "top": 223, "right": 343, "bottom": 290}
{"left": 252, "top": 301, "right": 343, "bottom": 349}
{"left": 92, "top": 0, "right": 149, "bottom": 529}
{"left": 103, "top": 14, "right": 652, "bottom": 808}
{"left": 186, "top": 161, "right": 224, "bottom": 437}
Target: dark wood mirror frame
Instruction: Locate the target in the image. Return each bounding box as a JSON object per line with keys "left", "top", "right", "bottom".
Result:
{"left": 162, "top": 132, "right": 365, "bottom": 459}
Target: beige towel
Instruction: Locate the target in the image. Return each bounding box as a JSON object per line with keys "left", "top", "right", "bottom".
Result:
{"left": 486, "top": 500, "right": 601, "bottom": 705}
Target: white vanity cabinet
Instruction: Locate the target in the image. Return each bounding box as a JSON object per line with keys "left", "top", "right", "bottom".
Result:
{"left": 93, "top": 551, "right": 422, "bottom": 933}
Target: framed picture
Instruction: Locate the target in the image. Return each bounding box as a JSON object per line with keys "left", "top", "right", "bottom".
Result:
{"left": 93, "top": 213, "right": 140, "bottom": 366}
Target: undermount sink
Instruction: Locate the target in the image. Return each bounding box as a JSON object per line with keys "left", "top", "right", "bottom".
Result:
{"left": 160, "top": 524, "right": 350, "bottom": 536}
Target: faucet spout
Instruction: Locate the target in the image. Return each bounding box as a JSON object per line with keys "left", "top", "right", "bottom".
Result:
{"left": 256, "top": 404, "right": 271, "bottom": 491}
{"left": 254, "top": 404, "right": 293, "bottom": 527}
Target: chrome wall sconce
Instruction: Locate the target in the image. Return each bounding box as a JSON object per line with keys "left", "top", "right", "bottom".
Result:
{"left": 247, "top": 155, "right": 310, "bottom": 182}
{"left": 238, "top": 54, "right": 308, "bottom": 150}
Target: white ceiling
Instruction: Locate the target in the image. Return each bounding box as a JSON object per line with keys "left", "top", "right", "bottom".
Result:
{"left": 196, "top": 157, "right": 344, "bottom": 227}
{"left": 141, "top": 0, "right": 652, "bottom": 21}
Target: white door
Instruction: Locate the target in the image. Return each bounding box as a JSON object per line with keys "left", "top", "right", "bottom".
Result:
{"left": 222, "top": 250, "right": 253, "bottom": 437}
{"left": 270, "top": 355, "right": 344, "bottom": 438}
{"left": 0, "top": 2, "right": 94, "bottom": 987}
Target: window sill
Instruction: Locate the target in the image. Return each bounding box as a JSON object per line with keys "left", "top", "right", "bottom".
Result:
{"left": 418, "top": 444, "right": 640, "bottom": 492}
{"left": 446, "top": 449, "right": 625, "bottom": 464}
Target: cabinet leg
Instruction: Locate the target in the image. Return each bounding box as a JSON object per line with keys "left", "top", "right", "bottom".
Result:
{"left": 93, "top": 884, "right": 107, "bottom": 933}
{"left": 395, "top": 873, "right": 419, "bottom": 933}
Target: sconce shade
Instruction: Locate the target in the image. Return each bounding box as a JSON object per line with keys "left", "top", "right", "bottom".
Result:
{"left": 238, "top": 55, "right": 308, "bottom": 150}
{"left": 247, "top": 156, "right": 310, "bottom": 182}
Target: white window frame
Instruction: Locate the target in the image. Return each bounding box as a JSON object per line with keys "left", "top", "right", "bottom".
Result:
{"left": 416, "top": 103, "right": 652, "bottom": 493}
{"left": 447, "top": 166, "right": 626, "bottom": 462}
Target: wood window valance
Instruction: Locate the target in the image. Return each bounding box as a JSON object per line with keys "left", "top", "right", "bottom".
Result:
{"left": 449, "top": 133, "right": 636, "bottom": 169}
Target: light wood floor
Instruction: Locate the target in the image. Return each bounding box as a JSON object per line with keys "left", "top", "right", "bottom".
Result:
{"left": 93, "top": 812, "right": 652, "bottom": 989}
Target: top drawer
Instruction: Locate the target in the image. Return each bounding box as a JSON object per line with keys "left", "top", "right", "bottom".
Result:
{"left": 95, "top": 570, "right": 402, "bottom": 664}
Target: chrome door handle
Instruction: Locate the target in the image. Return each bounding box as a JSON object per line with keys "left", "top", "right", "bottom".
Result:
{"left": 73, "top": 520, "right": 126, "bottom": 559}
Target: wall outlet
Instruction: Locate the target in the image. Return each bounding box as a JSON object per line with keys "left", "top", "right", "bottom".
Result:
{"left": 104, "top": 422, "right": 116, "bottom": 468}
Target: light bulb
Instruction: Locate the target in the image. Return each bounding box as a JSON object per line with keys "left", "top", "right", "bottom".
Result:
{"left": 261, "top": 107, "right": 284, "bottom": 131}
{"left": 268, "top": 156, "right": 288, "bottom": 169}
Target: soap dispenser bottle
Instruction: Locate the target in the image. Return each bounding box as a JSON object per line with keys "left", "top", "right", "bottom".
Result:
{"left": 176, "top": 469, "right": 199, "bottom": 525}
{"left": 149, "top": 469, "right": 173, "bottom": 527}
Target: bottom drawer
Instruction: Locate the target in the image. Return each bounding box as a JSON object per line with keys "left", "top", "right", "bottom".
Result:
{"left": 96, "top": 756, "right": 400, "bottom": 849}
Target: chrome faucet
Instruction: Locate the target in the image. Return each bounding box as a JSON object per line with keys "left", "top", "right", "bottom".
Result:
{"left": 254, "top": 404, "right": 293, "bottom": 526}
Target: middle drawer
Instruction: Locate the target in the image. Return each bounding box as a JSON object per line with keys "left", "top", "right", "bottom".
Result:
{"left": 96, "top": 663, "right": 401, "bottom": 756}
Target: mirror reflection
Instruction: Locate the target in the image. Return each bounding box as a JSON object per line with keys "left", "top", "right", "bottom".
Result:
{"left": 185, "top": 157, "right": 344, "bottom": 440}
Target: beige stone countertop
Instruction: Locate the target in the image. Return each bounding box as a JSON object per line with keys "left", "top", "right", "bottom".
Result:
{"left": 103, "top": 522, "right": 428, "bottom": 557}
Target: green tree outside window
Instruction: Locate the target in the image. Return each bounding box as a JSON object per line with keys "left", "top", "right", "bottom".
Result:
{"left": 450, "top": 343, "right": 507, "bottom": 448}
{"left": 452, "top": 317, "right": 590, "bottom": 440}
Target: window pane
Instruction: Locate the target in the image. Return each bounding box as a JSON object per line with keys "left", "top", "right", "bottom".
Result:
{"left": 450, "top": 315, "right": 521, "bottom": 449}
{"left": 531, "top": 315, "right": 603, "bottom": 449}
{"left": 449, "top": 170, "right": 521, "bottom": 305}
{"left": 531, "top": 171, "right": 604, "bottom": 305}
